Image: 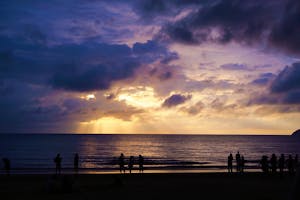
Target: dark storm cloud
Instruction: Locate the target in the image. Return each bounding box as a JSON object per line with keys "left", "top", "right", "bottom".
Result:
{"left": 161, "top": 0, "right": 274, "bottom": 44}
{"left": 0, "top": 32, "right": 175, "bottom": 92}
{"left": 269, "top": 0, "right": 300, "bottom": 55}
{"left": 269, "top": 62, "right": 300, "bottom": 104}
{"left": 282, "top": 91, "right": 300, "bottom": 104}
{"left": 0, "top": 36, "right": 135, "bottom": 90}
{"left": 51, "top": 61, "right": 139, "bottom": 92}
{"left": 157, "top": 0, "right": 300, "bottom": 55}
{"left": 0, "top": 79, "right": 66, "bottom": 133}
{"left": 132, "top": 0, "right": 210, "bottom": 19}
{"left": 132, "top": 40, "right": 178, "bottom": 64}
{"left": 162, "top": 94, "right": 192, "bottom": 108}
{"left": 249, "top": 63, "right": 300, "bottom": 106}
{"left": 270, "top": 63, "right": 300, "bottom": 93}
{"left": 251, "top": 73, "right": 275, "bottom": 85}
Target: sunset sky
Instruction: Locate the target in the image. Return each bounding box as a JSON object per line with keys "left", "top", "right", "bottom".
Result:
{"left": 1, "top": 0, "right": 300, "bottom": 134}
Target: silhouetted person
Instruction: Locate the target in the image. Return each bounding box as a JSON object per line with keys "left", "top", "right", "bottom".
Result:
{"left": 295, "top": 154, "right": 299, "bottom": 169}
{"left": 119, "top": 153, "right": 125, "bottom": 173}
{"left": 54, "top": 154, "right": 62, "bottom": 175}
{"left": 128, "top": 156, "right": 134, "bottom": 174}
{"left": 260, "top": 155, "right": 269, "bottom": 174}
{"left": 240, "top": 156, "right": 245, "bottom": 173}
{"left": 270, "top": 154, "right": 277, "bottom": 173}
{"left": 74, "top": 153, "right": 79, "bottom": 172}
{"left": 138, "top": 155, "right": 144, "bottom": 173}
{"left": 235, "top": 151, "right": 241, "bottom": 172}
{"left": 2, "top": 158, "right": 10, "bottom": 175}
{"left": 227, "top": 153, "right": 233, "bottom": 173}
{"left": 279, "top": 154, "right": 285, "bottom": 175}
{"left": 287, "top": 155, "right": 295, "bottom": 175}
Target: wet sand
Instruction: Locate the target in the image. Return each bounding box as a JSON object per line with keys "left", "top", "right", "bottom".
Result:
{"left": 0, "top": 172, "right": 298, "bottom": 200}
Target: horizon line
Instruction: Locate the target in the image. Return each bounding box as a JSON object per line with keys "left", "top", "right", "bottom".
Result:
{"left": 0, "top": 132, "right": 293, "bottom": 136}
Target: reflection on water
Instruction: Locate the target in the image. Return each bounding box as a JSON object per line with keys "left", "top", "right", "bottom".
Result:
{"left": 0, "top": 134, "right": 299, "bottom": 170}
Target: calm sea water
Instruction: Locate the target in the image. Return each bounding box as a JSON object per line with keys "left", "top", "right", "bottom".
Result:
{"left": 0, "top": 134, "right": 299, "bottom": 173}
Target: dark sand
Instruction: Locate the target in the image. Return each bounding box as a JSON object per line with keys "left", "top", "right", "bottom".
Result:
{"left": 0, "top": 172, "right": 299, "bottom": 200}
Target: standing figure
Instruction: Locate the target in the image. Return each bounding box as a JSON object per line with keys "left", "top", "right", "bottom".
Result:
{"left": 240, "top": 156, "right": 245, "bottom": 173}
{"left": 287, "top": 155, "right": 295, "bottom": 175}
{"left": 235, "top": 151, "right": 241, "bottom": 172}
{"left": 260, "top": 155, "right": 269, "bottom": 173}
{"left": 138, "top": 155, "right": 144, "bottom": 173}
{"left": 128, "top": 156, "right": 134, "bottom": 174}
{"left": 54, "top": 153, "right": 62, "bottom": 175}
{"left": 279, "top": 154, "right": 285, "bottom": 175}
{"left": 74, "top": 153, "right": 79, "bottom": 172}
{"left": 119, "top": 153, "right": 125, "bottom": 174}
{"left": 2, "top": 158, "right": 10, "bottom": 175}
{"left": 270, "top": 154, "right": 277, "bottom": 173}
{"left": 295, "top": 154, "right": 299, "bottom": 168}
{"left": 227, "top": 153, "right": 233, "bottom": 173}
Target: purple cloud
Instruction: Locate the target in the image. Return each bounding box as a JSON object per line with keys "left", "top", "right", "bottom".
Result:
{"left": 162, "top": 94, "right": 192, "bottom": 108}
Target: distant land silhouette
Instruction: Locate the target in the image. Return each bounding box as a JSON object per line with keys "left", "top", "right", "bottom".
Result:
{"left": 291, "top": 129, "right": 300, "bottom": 137}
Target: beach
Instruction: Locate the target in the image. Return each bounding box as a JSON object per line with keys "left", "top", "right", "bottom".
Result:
{"left": 0, "top": 172, "right": 299, "bottom": 200}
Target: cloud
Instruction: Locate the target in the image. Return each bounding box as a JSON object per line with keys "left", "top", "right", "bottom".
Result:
{"left": 269, "top": 0, "right": 300, "bottom": 55}
{"left": 0, "top": 23, "right": 177, "bottom": 132}
{"left": 220, "top": 63, "right": 248, "bottom": 71}
{"left": 249, "top": 62, "right": 300, "bottom": 106}
{"left": 132, "top": 40, "right": 179, "bottom": 64}
{"left": 148, "top": 65, "right": 174, "bottom": 82}
{"left": 160, "top": 1, "right": 274, "bottom": 44}
{"left": 270, "top": 63, "right": 300, "bottom": 93}
{"left": 180, "top": 101, "right": 204, "bottom": 115}
{"left": 51, "top": 61, "right": 139, "bottom": 92}
{"left": 157, "top": 0, "right": 300, "bottom": 56}
{"left": 282, "top": 90, "right": 300, "bottom": 104}
{"left": 162, "top": 94, "right": 192, "bottom": 107}
{"left": 0, "top": 79, "right": 145, "bottom": 133}
{"left": 210, "top": 98, "right": 237, "bottom": 112}
{"left": 251, "top": 73, "right": 275, "bottom": 85}
{"left": 0, "top": 34, "right": 175, "bottom": 92}
{"left": 132, "top": 0, "right": 210, "bottom": 19}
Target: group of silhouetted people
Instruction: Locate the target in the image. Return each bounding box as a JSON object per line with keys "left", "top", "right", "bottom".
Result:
{"left": 260, "top": 154, "right": 298, "bottom": 175}
{"left": 53, "top": 153, "right": 79, "bottom": 175}
{"left": 227, "top": 152, "right": 299, "bottom": 175}
{"left": 119, "top": 153, "right": 144, "bottom": 174}
{"left": 2, "top": 153, "right": 146, "bottom": 175}
{"left": 227, "top": 151, "right": 246, "bottom": 173}
{"left": 3, "top": 152, "right": 298, "bottom": 175}
{"left": 54, "top": 152, "right": 145, "bottom": 175}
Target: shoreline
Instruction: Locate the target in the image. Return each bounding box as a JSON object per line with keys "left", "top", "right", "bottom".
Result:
{"left": 0, "top": 172, "right": 299, "bottom": 200}
{"left": 0, "top": 166, "right": 264, "bottom": 175}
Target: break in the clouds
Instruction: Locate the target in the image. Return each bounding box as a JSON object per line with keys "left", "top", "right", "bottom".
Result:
{"left": 0, "top": 0, "right": 300, "bottom": 134}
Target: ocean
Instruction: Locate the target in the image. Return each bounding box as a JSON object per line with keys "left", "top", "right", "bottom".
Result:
{"left": 0, "top": 134, "right": 299, "bottom": 174}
